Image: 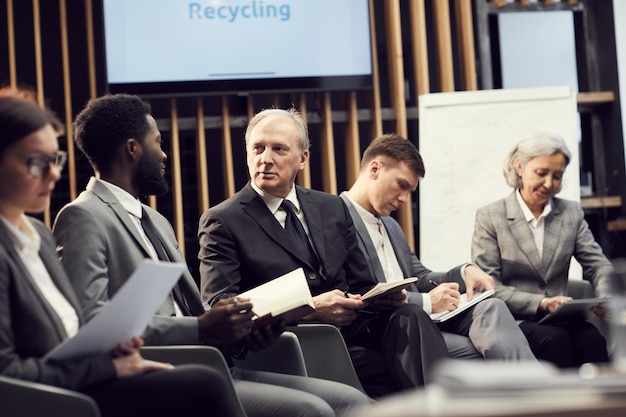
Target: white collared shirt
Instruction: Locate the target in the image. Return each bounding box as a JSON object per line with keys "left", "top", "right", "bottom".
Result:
{"left": 515, "top": 189, "right": 552, "bottom": 258}
{"left": 0, "top": 214, "right": 79, "bottom": 338}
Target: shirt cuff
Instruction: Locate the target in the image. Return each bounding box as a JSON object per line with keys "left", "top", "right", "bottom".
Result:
{"left": 422, "top": 293, "right": 432, "bottom": 314}
{"left": 460, "top": 263, "right": 476, "bottom": 281}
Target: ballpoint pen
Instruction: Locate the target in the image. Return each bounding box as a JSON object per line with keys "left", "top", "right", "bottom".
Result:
{"left": 428, "top": 279, "right": 440, "bottom": 289}
{"left": 345, "top": 291, "right": 371, "bottom": 334}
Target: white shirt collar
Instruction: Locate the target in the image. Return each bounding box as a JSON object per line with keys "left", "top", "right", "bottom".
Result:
{"left": 250, "top": 181, "right": 300, "bottom": 214}
{"left": 0, "top": 214, "right": 40, "bottom": 253}
{"left": 515, "top": 189, "right": 552, "bottom": 223}
{"left": 96, "top": 178, "right": 143, "bottom": 219}
{"left": 343, "top": 193, "right": 380, "bottom": 226}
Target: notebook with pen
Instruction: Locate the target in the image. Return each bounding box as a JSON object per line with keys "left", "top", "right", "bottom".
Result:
{"left": 430, "top": 289, "right": 496, "bottom": 323}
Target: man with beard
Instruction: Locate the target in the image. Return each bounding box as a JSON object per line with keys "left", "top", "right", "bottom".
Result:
{"left": 53, "top": 94, "right": 372, "bottom": 417}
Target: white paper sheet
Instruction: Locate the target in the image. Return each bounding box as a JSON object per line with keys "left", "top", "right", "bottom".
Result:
{"left": 46, "top": 259, "right": 185, "bottom": 361}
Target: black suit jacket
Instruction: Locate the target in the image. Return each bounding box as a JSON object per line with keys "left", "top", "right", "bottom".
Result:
{"left": 199, "top": 183, "right": 377, "bottom": 304}
{"left": 0, "top": 218, "right": 115, "bottom": 390}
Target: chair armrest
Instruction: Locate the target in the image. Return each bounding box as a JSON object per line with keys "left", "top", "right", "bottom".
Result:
{"left": 288, "top": 324, "right": 365, "bottom": 393}
{"left": 232, "top": 331, "right": 308, "bottom": 376}
{"left": 567, "top": 280, "right": 595, "bottom": 299}
{"left": 141, "top": 345, "right": 247, "bottom": 417}
{"left": 0, "top": 375, "right": 100, "bottom": 417}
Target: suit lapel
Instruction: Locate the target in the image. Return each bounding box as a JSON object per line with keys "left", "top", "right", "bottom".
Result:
{"left": 89, "top": 179, "right": 154, "bottom": 258}
{"left": 148, "top": 211, "right": 205, "bottom": 316}
{"left": 340, "top": 192, "right": 385, "bottom": 283}
{"left": 541, "top": 200, "right": 562, "bottom": 275}
{"left": 38, "top": 237, "right": 84, "bottom": 324}
{"left": 240, "top": 184, "right": 314, "bottom": 268}
{"left": 505, "top": 192, "right": 544, "bottom": 277}
{"left": 297, "top": 187, "right": 325, "bottom": 268}
{"left": 0, "top": 221, "right": 71, "bottom": 341}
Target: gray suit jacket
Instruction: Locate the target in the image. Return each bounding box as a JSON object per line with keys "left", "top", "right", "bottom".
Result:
{"left": 53, "top": 177, "right": 203, "bottom": 345}
{"left": 472, "top": 191, "right": 613, "bottom": 320}
{"left": 0, "top": 218, "right": 115, "bottom": 390}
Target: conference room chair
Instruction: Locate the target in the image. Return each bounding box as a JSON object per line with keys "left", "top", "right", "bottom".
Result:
{"left": 0, "top": 374, "right": 101, "bottom": 417}
{"left": 141, "top": 345, "right": 247, "bottom": 417}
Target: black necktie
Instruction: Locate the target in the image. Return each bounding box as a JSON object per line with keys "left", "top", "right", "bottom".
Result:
{"left": 140, "top": 208, "right": 190, "bottom": 315}
{"left": 280, "top": 200, "right": 319, "bottom": 271}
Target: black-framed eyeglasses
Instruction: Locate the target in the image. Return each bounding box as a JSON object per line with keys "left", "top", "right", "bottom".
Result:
{"left": 10, "top": 151, "right": 68, "bottom": 177}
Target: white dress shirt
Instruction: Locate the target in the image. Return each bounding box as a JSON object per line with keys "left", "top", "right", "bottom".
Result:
{"left": 515, "top": 189, "right": 552, "bottom": 258}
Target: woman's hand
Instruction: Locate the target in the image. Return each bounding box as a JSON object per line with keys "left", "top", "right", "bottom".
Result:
{"left": 539, "top": 296, "right": 574, "bottom": 313}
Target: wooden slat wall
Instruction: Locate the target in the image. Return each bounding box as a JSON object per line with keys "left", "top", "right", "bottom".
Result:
{"left": 0, "top": 0, "right": 532, "bottom": 261}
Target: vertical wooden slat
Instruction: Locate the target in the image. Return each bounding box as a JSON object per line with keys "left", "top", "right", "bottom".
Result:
{"left": 169, "top": 99, "right": 185, "bottom": 252}
{"left": 59, "top": 0, "right": 77, "bottom": 200}
{"left": 196, "top": 98, "right": 209, "bottom": 213}
{"left": 384, "top": 0, "right": 414, "bottom": 251}
{"left": 455, "top": 0, "right": 478, "bottom": 91}
{"left": 6, "top": 0, "right": 16, "bottom": 87}
{"left": 433, "top": 0, "right": 455, "bottom": 92}
{"left": 221, "top": 97, "right": 235, "bottom": 197}
{"left": 409, "top": 0, "right": 430, "bottom": 104}
{"left": 345, "top": 92, "right": 361, "bottom": 186}
{"left": 383, "top": 0, "right": 408, "bottom": 137}
{"left": 297, "top": 94, "right": 312, "bottom": 189}
{"left": 246, "top": 96, "right": 255, "bottom": 119}
{"left": 31, "top": 0, "right": 50, "bottom": 225}
{"left": 32, "top": 0, "right": 44, "bottom": 106}
{"left": 516, "top": 0, "right": 531, "bottom": 6}
{"left": 84, "top": 0, "right": 97, "bottom": 98}
{"left": 320, "top": 93, "right": 337, "bottom": 194}
{"left": 368, "top": 0, "right": 382, "bottom": 138}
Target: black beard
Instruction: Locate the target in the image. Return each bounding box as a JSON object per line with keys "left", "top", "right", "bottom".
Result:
{"left": 135, "top": 154, "right": 169, "bottom": 197}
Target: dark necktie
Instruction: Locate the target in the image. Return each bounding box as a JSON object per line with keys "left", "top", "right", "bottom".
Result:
{"left": 140, "top": 208, "right": 190, "bottom": 315}
{"left": 280, "top": 199, "right": 319, "bottom": 271}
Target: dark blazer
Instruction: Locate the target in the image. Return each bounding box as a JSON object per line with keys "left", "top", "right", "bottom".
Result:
{"left": 53, "top": 177, "right": 204, "bottom": 345}
{"left": 472, "top": 191, "right": 613, "bottom": 320}
{"left": 339, "top": 192, "right": 466, "bottom": 307}
{"left": 199, "top": 183, "right": 377, "bottom": 304}
{"left": 0, "top": 218, "right": 115, "bottom": 390}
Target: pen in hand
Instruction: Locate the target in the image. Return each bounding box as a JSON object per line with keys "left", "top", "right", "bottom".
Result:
{"left": 428, "top": 280, "right": 440, "bottom": 289}
{"left": 344, "top": 291, "right": 371, "bottom": 334}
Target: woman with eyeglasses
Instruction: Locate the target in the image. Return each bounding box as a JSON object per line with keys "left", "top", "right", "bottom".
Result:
{"left": 0, "top": 94, "right": 239, "bottom": 417}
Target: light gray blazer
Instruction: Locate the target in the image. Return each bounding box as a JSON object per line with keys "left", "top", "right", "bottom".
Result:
{"left": 53, "top": 177, "right": 202, "bottom": 345}
{"left": 472, "top": 191, "right": 613, "bottom": 320}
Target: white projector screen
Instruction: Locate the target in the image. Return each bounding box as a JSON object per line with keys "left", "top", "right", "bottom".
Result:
{"left": 101, "top": 0, "right": 372, "bottom": 96}
{"left": 418, "top": 86, "right": 581, "bottom": 277}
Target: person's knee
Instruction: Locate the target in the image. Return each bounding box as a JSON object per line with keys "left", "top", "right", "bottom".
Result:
{"left": 473, "top": 298, "right": 509, "bottom": 317}
{"left": 293, "top": 397, "right": 335, "bottom": 417}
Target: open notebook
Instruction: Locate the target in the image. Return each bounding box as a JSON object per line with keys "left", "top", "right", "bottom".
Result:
{"left": 430, "top": 289, "right": 495, "bottom": 323}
